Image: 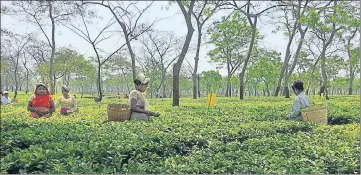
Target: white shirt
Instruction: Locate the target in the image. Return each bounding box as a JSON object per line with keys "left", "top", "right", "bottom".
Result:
{"left": 1, "top": 96, "right": 12, "bottom": 104}
{"left": 286, "top": 92, "right": 310, "bottom": 120}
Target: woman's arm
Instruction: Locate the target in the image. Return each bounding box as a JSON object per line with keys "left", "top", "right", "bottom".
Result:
{"left": 27, "top": 101, "right": 44, "bottom": 116}
{"left": 48, "top": 100, "right": 56, "bottom": 114}
{"left": 27, "top": 101, "right": 38, "bottom": 112}
{"left": 286, "top": 98, "right": 301, "bottom": 119}
{"left": 130, "top": 98, "right": 150, "bottom": 115}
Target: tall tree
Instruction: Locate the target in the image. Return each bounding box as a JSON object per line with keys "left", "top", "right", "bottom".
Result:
{"left": 272, "top": 0, "right": 313, "bottom": 98}
{"left": 103, "top": 52, "right": 133, "bottom": 94}
{"left": 306, "top": 1, "right": 351, "bottom": 99}
{"left": 191, "top": 0, "right": 224, "bottom": 99}
{"left": 340, "top": 2, "right": 360, "bottom": 95}
{"left": 139, "top": 30, "right": 182, "bottom": 98}
{"left": 207, "top": 11, "right": 252, "bottom": 97}
{"left": 82, "top": 1, "right": 156, "bottom": 80}
{"left": 172, "top": 0, "right": 196, "bottom": 106}
{"left": 224, "top": 1, "right": 286, "bottom": 100}
{"left": 21, "top": 52, "right": 32, "bottom": 94}
{"left": 63, "top": 4, "right": 153, "bottom": 101}
{"left": 248, "top": 48, "right": 282, "bottom": 96}
{"left": 62, "top": 4, "right": 129, "bottom": 101}
{"left": 1, "top": 32, "right": 32, "bottom": 99}
{"left": 201, "top": 70, "right": 223, "bottom": 94}
{"left": 4, "top": 1, "right": 81, "bottom": 94}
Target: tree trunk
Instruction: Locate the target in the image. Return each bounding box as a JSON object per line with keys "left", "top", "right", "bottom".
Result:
{"left": 53, "top": 74, "right": 56, "bottom": 94}
{"left": 49, "top": 2, "right": 56, "bottom": 95}
{"left": 320, "top": 46, "right": 329, "bottom": 100}
{"left": 275, "top": 44, "right": 294, "bottom": 96}
{"left": 266, "top": 83, "right": 270, "bottom": 96}
{"left": 283, "top": 75, "right": 290, "bottom": 98}
{"left": 14, "top": 54, "right": 20, "bottom": 99}
{"left": 306, "top": 57, "right": 321, "bottom": 95}
{"left": 348, "top": 55, "right": 355, "bottom": 95}
{"left": 348, "top": 74, "right": 353, "bottom": 95}
{"left": 26, "top": 69, "right": 29, "bottom": 95}
{"left": 172, "top": 2, "right": 195, "bottom": 106}
{"left": 66, "top": 73, "right": 70, "bottom": 86}
{"left": 284, "top": 30, "right": 307, "bottom": 98}
{"left": 226, "top": 69, "right": 231, "bottom": 97}
{"left": 239, "top": 18, "right": 257, "bottom": 100}
{"left": 96, "top": 64, "right": 103, "bottom": 101}
{"left": 192, "top": 26, "right": 202, "bottom": 99}
{"left": 197, "top": 74, "right": 201, "bottom": 97}
{"left": 5, "top": 72, "right": 9, "bottom": 90}
{"left": 81, "top": 85, "right": 84, "bottom": 98}
{"left": 106, "top": 6, "right": 138, "bottom": 81}
{"left": 162, "top": 82, "right": 166, "bottom": 98}
{"left": 254, "top": 84, "right": 257, "bottom": 96}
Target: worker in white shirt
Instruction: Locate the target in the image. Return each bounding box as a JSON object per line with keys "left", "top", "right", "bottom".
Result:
{"left": 1, "top": 91, "right": 12, "bottom": 105}
{"left": 285, "top": 80, "right": 310, "bottom": 120}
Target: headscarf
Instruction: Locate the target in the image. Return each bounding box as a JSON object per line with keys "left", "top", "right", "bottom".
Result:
{"left": 32, "top": 83, "right": 52, "bottom": 108}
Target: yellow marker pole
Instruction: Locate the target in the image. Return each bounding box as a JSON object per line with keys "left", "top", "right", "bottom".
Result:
{"left": 210, "top": 93, "right": 216, "bottom": 106}
{"left": 206, "top": 92, "right": 216, "bottom": 107}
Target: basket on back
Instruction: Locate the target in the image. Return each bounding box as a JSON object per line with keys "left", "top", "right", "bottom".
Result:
{"left": 107, "top": 104, "right": 131, "bottom": 122}
{"left": 301, "top": 107, "right": 328, "bottom": 124}
{"left": 301, "top": 93, "right": 328, "bottom": 124}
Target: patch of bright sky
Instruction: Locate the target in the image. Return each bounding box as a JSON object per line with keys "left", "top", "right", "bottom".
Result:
{"left": 1, "top": 1, "right": 351, "bottom": 77}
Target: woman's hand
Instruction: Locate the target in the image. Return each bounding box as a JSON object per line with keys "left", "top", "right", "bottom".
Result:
{"left": 147, "top": 111, "right": 160, "bottom": 117}
{"left": 147, "top": 111, "right": 155, "bottom": 116}
{"left": 35, "top": 110, "right": 44, "bottom": 116}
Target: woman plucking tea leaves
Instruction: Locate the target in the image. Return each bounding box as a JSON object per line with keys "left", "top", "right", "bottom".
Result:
{"left": 129, "top": 73, "right": 160, "bottom": 121}
{"left": 27, "top": 83, "right": 56, "bottom": 118}
{"left": 285, "top": 80, "right": 310, "bottom": 120}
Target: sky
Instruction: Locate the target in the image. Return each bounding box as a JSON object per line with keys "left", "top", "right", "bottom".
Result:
{"left": 1, "top": 1, "right": 341, "bottom": 77}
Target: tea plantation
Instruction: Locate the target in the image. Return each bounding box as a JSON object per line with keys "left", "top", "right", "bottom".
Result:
{"left": 1, "top": 94, "right": 360, "bottom": 174}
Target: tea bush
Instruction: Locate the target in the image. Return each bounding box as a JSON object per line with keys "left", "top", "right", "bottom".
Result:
{"left": 1, "top": 94, "right": 360, "bottom": 174}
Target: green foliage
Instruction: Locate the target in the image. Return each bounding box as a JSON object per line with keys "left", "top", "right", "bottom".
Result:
{"left": 207, "top": 11, "right": 253, "bottom": 67}
{"left": 0, "top": 94, "right": 359, "bottom": 174}
{"left": 201, "top": 70, "right": 223, "bottom": 93}
{"left": 326, "top": 56, "right": 347, "bottom": 79}
{"left": 54, "top": 47, "right": 86, "bottom": 76}
{"left": 349, "top": 47, "right": 360, "bottom": 66}
{"left": 248, "top": 48, "right": 282, "bottom": 89}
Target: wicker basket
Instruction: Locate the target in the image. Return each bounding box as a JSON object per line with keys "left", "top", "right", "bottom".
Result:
{"left": 107, "top": 104, "right": 131, "bottom": 122}
{"left": 301, "top": 107, "right": 328, "bottom": 124}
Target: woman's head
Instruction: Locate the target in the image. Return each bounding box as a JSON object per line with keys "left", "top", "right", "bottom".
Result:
{"left": 62, "top": 85, "right": 70, "bottom": 96}
{"left": 134, "top": 73, "right": 150, "bottom": 92}
{"left": 292, "top": 80, "right": 304, "bottom": 94}
{"left": 35, "top": 83, "right": 49, "bottom": 96}
{"left": 3, "top": 91, "right": 8, "bottom": 97}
